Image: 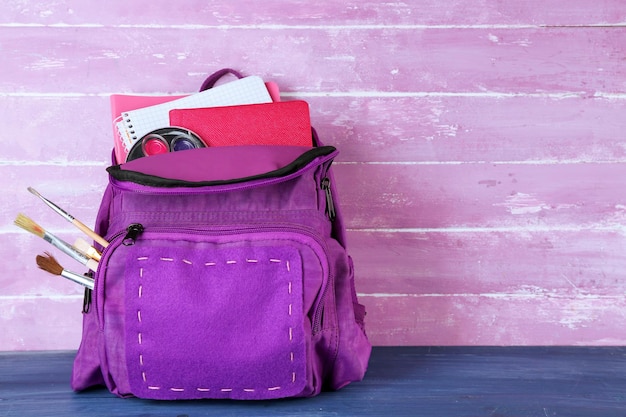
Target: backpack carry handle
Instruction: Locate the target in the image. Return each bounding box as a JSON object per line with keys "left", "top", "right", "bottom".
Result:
{"left": 199, "top": 68, "right": 244, "bottom": 91}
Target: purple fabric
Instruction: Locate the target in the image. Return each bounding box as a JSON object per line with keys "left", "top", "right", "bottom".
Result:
{"left": 124, "top": 243, "right": 305, "bottom": 400}
{"left": 95, "top": 228, "right": 330, "bottom": 400}
{"left": 199, "top": 68, "right": 244, "bottom": 92}
{"left": 70, "top": 307, "right": 104, "bottom": 391}
{"left": 118, "top": 145, "right": 313, "bottom": 183}
{"left": 73, "top": 139, "right": 372, "bottom": 400}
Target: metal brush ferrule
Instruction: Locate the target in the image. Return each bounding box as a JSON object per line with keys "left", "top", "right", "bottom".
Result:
{"left": 43, "top": 232, "right": 90, "bottom": 265}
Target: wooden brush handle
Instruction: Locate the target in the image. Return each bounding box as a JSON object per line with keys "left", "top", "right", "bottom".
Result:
{"left": 73, "top": 219, "right": 109, "bottom": 248}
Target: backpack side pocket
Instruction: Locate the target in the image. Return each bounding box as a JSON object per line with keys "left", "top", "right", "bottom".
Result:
{"left": 71, "top": 296, "right": 105, "bottom": 391}
{"left": 329, "top": 248, "right": 372, "bottom": 390}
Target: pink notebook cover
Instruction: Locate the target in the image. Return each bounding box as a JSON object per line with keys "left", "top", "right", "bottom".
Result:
{"left": 169, "top": 100, "right": 312, "bottom": 148}
{"left": 110, "top": 82, "right": 281, "bottom": 163}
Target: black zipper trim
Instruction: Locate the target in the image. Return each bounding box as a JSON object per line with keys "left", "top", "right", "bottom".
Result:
{"left": 321, "top": 177, "right": 336, "bottom": 221}
{"left": 106, "top": 146, "right": 336, "bottom": 188}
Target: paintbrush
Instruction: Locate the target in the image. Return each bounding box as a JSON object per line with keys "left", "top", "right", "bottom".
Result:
{"left": 74, "top": 237, "right": 102, "bottom": 262}
{"left": 27, "top": 187, "right": 109, "bottom": 248}
{"left": 14, "top": 213, "right": 98, "bottom": 272}
{"left": 36, "top": 252, "right": 94, "bottom": 290}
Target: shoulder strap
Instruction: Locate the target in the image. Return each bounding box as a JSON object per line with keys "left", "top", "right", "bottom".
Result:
{"left": 199, "top": 68, "right": 244, "bottom": 91}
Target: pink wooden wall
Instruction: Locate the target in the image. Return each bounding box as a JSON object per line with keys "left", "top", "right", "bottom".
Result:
{"left": 2, "top": 1, "right": 626, "bottom": 350}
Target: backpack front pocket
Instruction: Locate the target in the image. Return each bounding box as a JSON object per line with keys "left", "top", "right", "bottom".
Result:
{"left": 96, "top": 228, "right": 329, "bottom": 400}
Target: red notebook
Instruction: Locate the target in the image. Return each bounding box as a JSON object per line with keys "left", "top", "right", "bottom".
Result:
{"left": 168, "top": 100, "right": 312, "bottom": 147}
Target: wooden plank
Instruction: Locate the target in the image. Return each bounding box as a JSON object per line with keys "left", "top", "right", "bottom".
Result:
{"left": 3, "top": 229, "right": 625, "bottom": 347}
{"left": 1, "top": 348, "right": 626, "bottom": 416}
{"left": 348, "top": 230, "right": 626, "bottom": 296}
{"left": 0, "top": 297, "right": 83, "bottom": 350}
{"left": 3, "top": 95, "right": 625, "bottom": 164}
{"left": 333, "top": 162, "right": 626, "bottom": 229}
{"left": 6, "top": 227, "right": 626, "bottom": 293}
{"left": 5, "top": 161, "right": 626, "bottom": 231}
{"left": 1, "top": 27, "right": 624, "bottom": 94}
{"left": 6, "top": 227, "right": 625, "bottom": 297}
{"left": 1, "top": 0, "right": 624, "bottom": 26}
{"left": 0, "top": 230, "right": 91, "bottom": 297}
{"left": 353, "top": 230, "right": 626, "bottom": 346}
{"left": 362, "top": 294, "right": 626, "bottom": 346}
{"left": 0, "top": 96, "right": 112, "bottom": 163}
{"left": 310, "top": 96, "right": 626, "bottom": 164}
{"left": 2, "top": 166, "right": 106, "bottom": 231}
{"left": 2, "top": 290, "right": 624, "bottom": 348}
{"left": 0, "top": 159, "right": 624, "bottom": 240}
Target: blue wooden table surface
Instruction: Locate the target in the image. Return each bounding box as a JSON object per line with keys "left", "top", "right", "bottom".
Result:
{"left": 1, "top": 346, "right": 625, "bottom": 416}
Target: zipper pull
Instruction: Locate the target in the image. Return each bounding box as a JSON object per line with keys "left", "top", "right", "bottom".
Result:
{"left": 321, "top": 178, "right": 336, "bottom": 221}
{"left": 82, "top": 287, "right": 92, "bottom": 314}
{"left": 123, "top": 223, "right": 144, "bottom": 246}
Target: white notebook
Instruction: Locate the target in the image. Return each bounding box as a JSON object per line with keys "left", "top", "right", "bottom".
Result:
{"left": 117, "top": 76, "right": 273, "bottom": 150}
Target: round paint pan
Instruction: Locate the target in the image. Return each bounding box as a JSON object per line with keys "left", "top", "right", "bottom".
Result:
{"left": 126, "top": 127, "right": 207, "bottom": 162}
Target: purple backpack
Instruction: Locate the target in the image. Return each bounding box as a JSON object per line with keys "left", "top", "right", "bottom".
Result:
{"left": 71, "top": 72, "right": 371, "bottom": 400}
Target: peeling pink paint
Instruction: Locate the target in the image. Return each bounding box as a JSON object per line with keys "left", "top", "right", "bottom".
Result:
{"left": 1, "top": 1, "right": 626, "bottom": 350}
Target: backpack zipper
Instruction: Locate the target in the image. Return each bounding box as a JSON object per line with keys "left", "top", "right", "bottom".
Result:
{"left": 122, "top": 223, "right": 144, "bottom": 246}
{"left": 108, "top": 147, "right": 338, "bottom": 193}
{"left": 321, "top": 178, "right": 336, "bottom": 222}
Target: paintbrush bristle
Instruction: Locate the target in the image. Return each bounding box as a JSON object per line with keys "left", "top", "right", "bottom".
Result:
{"left": 14, "top": 213, "right": 46, "bottom": 238}
{"left": 74, "top": 238, "right": 93, "bottom": 254}
{"left": 36, "top": 252, "right": 64, "bottom": 276}
{"left": 27, "top": 187, "right": 41, "bottom": 198}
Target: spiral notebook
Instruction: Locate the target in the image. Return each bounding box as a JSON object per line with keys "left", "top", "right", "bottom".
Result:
{"left": 116, "top": 76, "right": 273, "bottom": 151}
